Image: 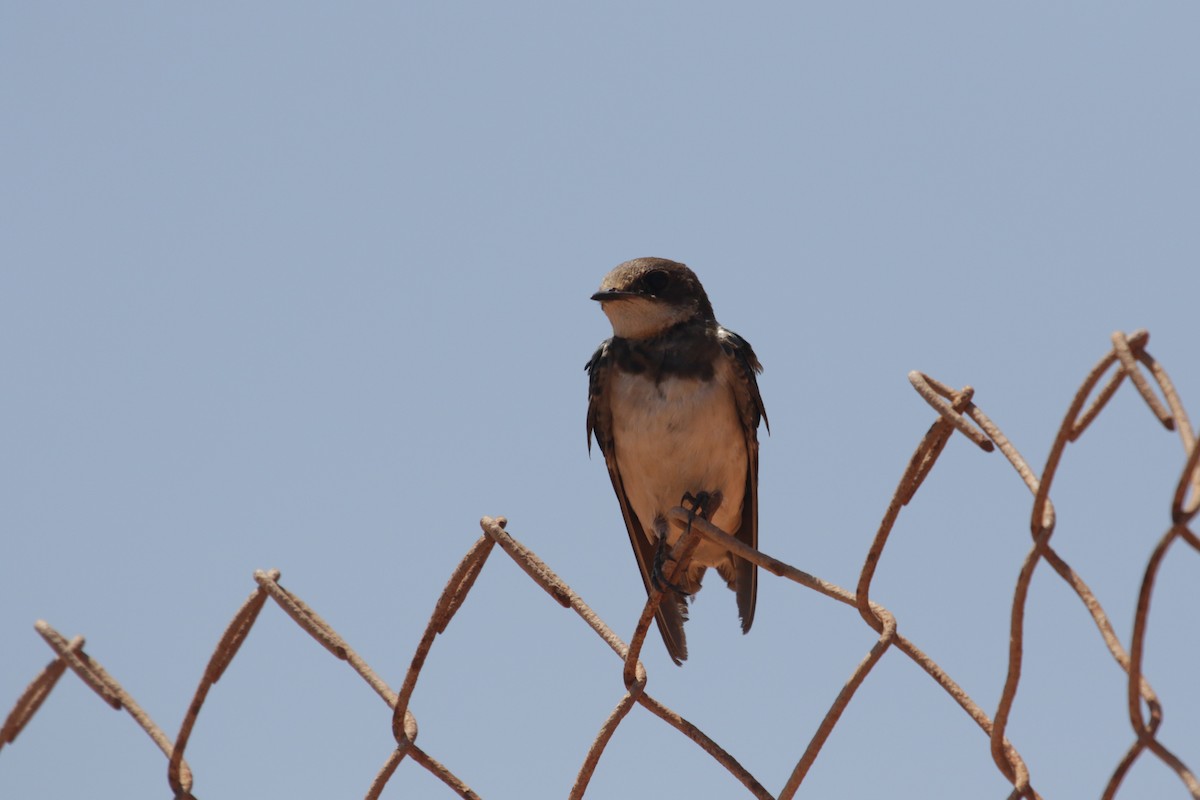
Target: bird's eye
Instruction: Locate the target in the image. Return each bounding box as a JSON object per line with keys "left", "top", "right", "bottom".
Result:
{"left": 644, "top": 270, "right": 670, "bottom": 295}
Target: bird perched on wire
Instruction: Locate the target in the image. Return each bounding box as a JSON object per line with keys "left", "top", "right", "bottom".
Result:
{"left": 586, "top": 257, "right": 767, "bottom": 664}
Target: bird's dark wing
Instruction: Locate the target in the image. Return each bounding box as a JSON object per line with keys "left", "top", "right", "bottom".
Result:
{"left": 586, "top": 340, "right": 689, "bottom": 664}
{"left": 718, "top": 326, "right": 767, "bottom": 634}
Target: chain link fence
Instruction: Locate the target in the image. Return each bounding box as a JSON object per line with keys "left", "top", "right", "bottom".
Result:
{"left": 3, "top": 328, "right": 1197, "bottom": 799}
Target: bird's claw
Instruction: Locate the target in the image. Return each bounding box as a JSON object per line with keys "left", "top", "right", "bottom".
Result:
{"left": 651, "top": 533, "right": 688, "bottom": 595}
{"left": 681, "top": 490, "right": 719, "bottom": 522}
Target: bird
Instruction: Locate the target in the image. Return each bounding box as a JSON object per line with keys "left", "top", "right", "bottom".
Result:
{"left": 585, "top": 257, "right": 767, "bottom": 664}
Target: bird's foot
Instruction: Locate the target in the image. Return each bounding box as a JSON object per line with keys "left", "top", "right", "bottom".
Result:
{"left": 651, "top": 531, "right": 688, "bottom": 595}
{"left": 681, "top": 490, "right": 721, "bottom": 522}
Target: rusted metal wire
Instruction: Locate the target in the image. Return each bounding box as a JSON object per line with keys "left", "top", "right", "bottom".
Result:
{"left": 1, "top": 329, "right": 1194, "bottom": 799}
{"left": 168, "top": 573, "right": 274, "bottom": 797}
{"left": 12, "top": 621, "right": 195, "bottom": 795}
{"left": 0, "top": 634, "right": 80, "bottom": 750}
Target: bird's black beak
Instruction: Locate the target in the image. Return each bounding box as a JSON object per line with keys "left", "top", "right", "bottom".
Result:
{"left": 591, "top": 289, "right": 637, "bottom": 302}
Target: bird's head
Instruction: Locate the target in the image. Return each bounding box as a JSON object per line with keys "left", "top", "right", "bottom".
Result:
{"left": 591, "top": 257, "right": 715, "bottom": 340}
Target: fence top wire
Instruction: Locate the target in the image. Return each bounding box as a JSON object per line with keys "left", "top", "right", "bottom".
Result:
{"left": 2, "top": 328, "right": 1197, "bottom": 799}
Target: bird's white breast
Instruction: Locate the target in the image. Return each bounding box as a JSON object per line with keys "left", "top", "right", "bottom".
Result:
{"left": 609, "top": 363, "right": 748, "bottom": 564}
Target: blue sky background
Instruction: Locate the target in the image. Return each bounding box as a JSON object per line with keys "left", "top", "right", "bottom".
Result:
{"left": 3, "top": 3, "right": 1198, "bottom": 798}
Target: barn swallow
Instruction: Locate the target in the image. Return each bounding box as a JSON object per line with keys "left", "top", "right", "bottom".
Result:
{"left": 586, "top": 257, "right": 767, "bottom": 664}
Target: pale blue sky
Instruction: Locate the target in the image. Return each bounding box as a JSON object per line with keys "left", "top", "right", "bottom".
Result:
{"left": 3, "top": 4, "right": 1198, "bottom": 798}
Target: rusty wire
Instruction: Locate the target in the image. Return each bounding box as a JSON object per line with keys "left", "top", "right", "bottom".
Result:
{"left": 2, "top": 328, "right": 1196, "bottom": 799}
